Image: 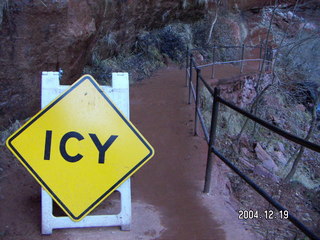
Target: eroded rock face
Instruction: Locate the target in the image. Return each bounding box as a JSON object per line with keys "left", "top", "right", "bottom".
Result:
{"left": 0, "top": 0, "right": 315, "bottom": 127}
{"left": 0, "top": 0, "right": 105, "bottom": 127}
{"left": 0, "top": 0, "right": 207, "bottom": 127}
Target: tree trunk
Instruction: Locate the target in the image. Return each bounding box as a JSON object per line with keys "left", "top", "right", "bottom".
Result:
{"left": 284, "top": 103, "right": 317, "bottom": 181}
{"left": 207, "top": 0, "right": 220, "bottom": 44}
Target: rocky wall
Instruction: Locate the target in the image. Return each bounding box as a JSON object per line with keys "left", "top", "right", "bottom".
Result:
{"left": 0, "top": 0, "right": 303, "bottom": 127}
{"left": 0, "top": 0, "right": 207, "bottom": 127}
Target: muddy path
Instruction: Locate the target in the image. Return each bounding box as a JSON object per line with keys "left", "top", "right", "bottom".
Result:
{"left": 131, "top": 65, "right": 225, "bottom": 239}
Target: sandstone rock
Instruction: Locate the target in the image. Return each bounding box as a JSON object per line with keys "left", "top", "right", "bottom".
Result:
{"left": 268, "top": 114, "right": 283, "bottom": 126}
{"left": 255, "top": 143, "right": 279, "bottom": 172}
{"left": 0, "top": 120, "right": 21, "bottom": 146}
{"left": 0, "top": 0, "right": 106, "bottom": 127}
{"left": 241, "top": 147, "right": 249, "bottom": 155}
{"left": 194, "top": 52, "right": 204, "bottom": 64}
{"left": 0, "top": 0, "right": 210, "bottom": 128}
{"left": 296, "top": 104, "right": 306, "bottom": 112}
{"left": 274, "top": 151, "right": 287, "bottom": 165}
{"left": 237, "top": 76, "right": 256, "bottom": 107}
{"left": 253, "top": 165, "right": 280, "bottom": 182}
{"left": 277, "top": 142, "right": 285, "bottom": 152}
{"left": 241, "top": 147, "right": 252, "bottom": 158}
{"left": 239, "top": 157, "right": 254, "bottom": 169}
{"left": 245, "top": 27, "right": 273, "bottom": 45}
{"left": 239, "top": 134, "right": 251, "bottom": 149}
{"left": 274, "top": 10, "right": 303, "bottom": 36}
{"left": 263, "top": 94, "right": 283, "bottom": 108}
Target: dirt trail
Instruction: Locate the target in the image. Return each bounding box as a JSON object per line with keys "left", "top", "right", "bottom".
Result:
{"left": 131, "top": 65, "right": 225, "bottom": 239}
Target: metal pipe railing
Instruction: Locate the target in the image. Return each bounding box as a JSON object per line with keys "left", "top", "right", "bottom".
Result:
{"left": 186, "top": 46, "right": 320, "bottom": 240}
{"left": 194, "top": 68, "right": 200, "bottom": 136}
{"left": 188, "top": 54, "right": 193, "bottom": 105}
{"left": 218, "top": 96, "right": 320, "bottom": 153}
{"left": 240, "top": 43, "right": 245, "bottom": 74}
{"left": 211, "top": 45, "right": 216, "bottom": 78}
{"left": 203, "top": 88, "right": 220, "bottom": 193}
{"left": 186, "top": 47, "right": 189, "bottom": 87}
{"left": 212, "top": 147, "right": 320, "bottom": 240}
{"left": 196, "top": 59, "right": 272, "bottom": 69}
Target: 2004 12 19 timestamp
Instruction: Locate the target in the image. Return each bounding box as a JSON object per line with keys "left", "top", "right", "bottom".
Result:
{"left": 238, "top": 210, "right": 289, "bottom": 220}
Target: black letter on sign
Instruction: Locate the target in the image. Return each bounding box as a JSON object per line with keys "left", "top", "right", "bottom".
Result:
{"left": 60, "top": 131, "right": 84, "bottom": 163}
{"left": 89, "top": 134, "right": 118, "bottom": 164}
{"left": 44, "top": 130, "right": 52, "bottom": 160}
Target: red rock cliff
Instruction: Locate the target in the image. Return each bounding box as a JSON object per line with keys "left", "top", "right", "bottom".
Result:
{"left": 0, "top": 0, "right": 207, "bottom": 127}
{"left": 0, "top": 0, "right": 297, "bottom": 127}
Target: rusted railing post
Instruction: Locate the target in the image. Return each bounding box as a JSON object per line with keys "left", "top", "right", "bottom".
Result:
{"left": 271, "top": 47, "right": 275, "bottom": 73}
{"left": 240, "top": 43, "right": 245, "bottom": 74}
{"left": 259, "top": 40, "right": 263, "bottom": 72}
{"left": 194, "top": 68, "right": 200, "bottom": 136}
{"left": 266, "top": 46, "right": 271, "bottom": 71}
{"left": 188, "top": 54, "right": 193, "bottom": 105}
{"left": 203, "top": 88, "right": 220, "bottom": 193}
{"left": 186, "top": 47, "right": 189, "bottom": 87}
{"left": 211, "top": 45, "right": 216, "bottom": 79}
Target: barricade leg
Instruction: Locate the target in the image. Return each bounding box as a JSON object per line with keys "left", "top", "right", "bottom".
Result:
{"left": 41, "top": 179, "right": 131, "bottom": 234}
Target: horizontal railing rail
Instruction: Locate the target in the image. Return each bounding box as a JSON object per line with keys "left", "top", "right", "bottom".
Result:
{"left": 186, "top": 46, "right": 320, "bottom": 240}
{"left": 188, "top": 43, "right": 273, "bottom": 79}
{"left": 218, "top": 96, "right": 320, "bottom": 153}
{"left": 212, "top": 147, "right": 319, "bottom": 240}
{"left": 195, "top": 59, "right": 272, "bottom": 69}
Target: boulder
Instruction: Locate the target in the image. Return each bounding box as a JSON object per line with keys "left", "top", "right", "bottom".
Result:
{"left": 239, "top": 157, "right": 254, "bottom": 169}
{"left": 274, "top": 151, "right": 287, "bottom": 165}
{"left": 253, "top": 165, "right": 280, "bottom": 182}
{"left": 255, "top": 143, "right": 279, "bottom": 172}
{"left": 277, "top": 142, "right": 285, "bottom": 152}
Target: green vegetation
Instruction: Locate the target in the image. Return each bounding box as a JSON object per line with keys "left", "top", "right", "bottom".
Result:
{"left": 83, "top": 23, "right": 196, "bottom": 83}
{"left": 83, "top": 10, "right": 242, "bottom": 84}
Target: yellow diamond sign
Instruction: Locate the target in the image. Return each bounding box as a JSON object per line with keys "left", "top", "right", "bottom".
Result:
{"left": 6, "top": 75, "right": 154, "bottom": 221}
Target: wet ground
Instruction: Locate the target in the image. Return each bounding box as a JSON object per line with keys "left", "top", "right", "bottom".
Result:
{"left": 131, "top": 65, "right": 225, "bottom": 239}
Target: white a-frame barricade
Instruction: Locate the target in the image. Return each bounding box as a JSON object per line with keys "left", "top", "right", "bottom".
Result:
{"left": 41, "top": 72, "right": 131, "bottom": 234}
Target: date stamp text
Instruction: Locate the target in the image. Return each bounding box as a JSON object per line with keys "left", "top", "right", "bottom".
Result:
{"left": 238, "top": 210, "right": 289, "bottom": 220}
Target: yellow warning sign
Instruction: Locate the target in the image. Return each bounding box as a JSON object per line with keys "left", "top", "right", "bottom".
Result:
{"left": 6, "top": 75, "right": 154, "bottom": 221}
